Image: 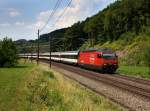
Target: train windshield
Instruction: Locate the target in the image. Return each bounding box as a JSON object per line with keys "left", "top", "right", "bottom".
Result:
{"left": 102, "top": 53, "right": 116, "bottom": 59}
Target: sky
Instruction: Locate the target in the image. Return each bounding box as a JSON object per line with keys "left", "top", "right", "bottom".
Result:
{"left": 0, "top": 0, "right": 116, "bottom": 41}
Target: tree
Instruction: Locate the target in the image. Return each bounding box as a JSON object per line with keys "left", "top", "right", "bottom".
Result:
{"left": 64, "top": 22, "right": 87, "bottom": 51}
{"left": 0, "top": 37, "right": 18, "bottom": 67}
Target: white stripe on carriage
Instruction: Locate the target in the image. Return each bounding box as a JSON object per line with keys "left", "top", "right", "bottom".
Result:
{"left": 61, "top": 58, "right": 77, "bottom": 63}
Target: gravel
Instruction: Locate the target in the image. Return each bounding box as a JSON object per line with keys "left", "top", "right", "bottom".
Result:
{"left": 51, "top": 65, "right": 150, "bottom": 111}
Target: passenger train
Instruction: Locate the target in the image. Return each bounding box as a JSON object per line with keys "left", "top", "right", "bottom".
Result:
{"left": 21, "top": 49, "right": 118, "bottom": 73}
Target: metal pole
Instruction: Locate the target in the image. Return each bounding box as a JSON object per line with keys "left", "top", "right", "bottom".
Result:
{"left": 37, "top": 29, "right": 40, "bottom": 65}
{"left": 49, "top": 36, "right": 51, "bottom": 68}
{"left": 31, "top": 44, "right": 33, "bottom": 63}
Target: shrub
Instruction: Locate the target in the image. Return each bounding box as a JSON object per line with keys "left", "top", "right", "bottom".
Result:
{"left": 120, "top": 40, "right": 150, "bottom": 66}
{"left": 0, "top": 37, "right": 18, "bottom": 67}
{"left": 143, "top": 45, "right": 150, "bottom": 73}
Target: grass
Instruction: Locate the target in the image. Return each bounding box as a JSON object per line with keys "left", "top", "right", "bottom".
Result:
{"left": 117, "top": 65, "right": 150, "bottom": 79}
{"left": 0, "top": 60, "right": 124, "bottom": 111}
{"left": 45, "top": 69, "right": 124, "bottom": 111}
{"left": 0, "top": 61, "right": 35, "bottom": 111}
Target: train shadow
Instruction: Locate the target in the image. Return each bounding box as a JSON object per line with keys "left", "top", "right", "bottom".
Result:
{"left": 78, "top": 65, "right": 117, "bottom": 75}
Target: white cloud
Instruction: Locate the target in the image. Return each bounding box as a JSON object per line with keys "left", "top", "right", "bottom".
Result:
{"left": 35, "top": 21, "right": 45, "bottom": 29}
{"left": 26, "top": 10, "right": 52, "bottom": 31}
{"left": 37, "top": 10, "right": 51, "bottom": 20}
{"left": 0, "top": 23, "right": 11, "bottom": 27}
{"left": 15, "top": 22, "right": 25, "bottom": 26}
{"left": 8, "top": 8, "right": 20, "bottom": 17}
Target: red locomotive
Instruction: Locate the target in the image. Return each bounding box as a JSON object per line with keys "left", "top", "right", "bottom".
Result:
{"left": 78, "top": 49, "right": 118, "bottom": 73}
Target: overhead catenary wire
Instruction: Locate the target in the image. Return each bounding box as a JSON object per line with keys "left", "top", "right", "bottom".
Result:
{"left": 59, "top": 0, "right": 70, "bottom": 9}
{"left": 39, "top": 0, "right": 63, "bottom": 32}
{"left": 40, "top": 0, "right": 73, "bottom": 32}
{"left": 52, "top": 0, "right": 73, "bottom": 28}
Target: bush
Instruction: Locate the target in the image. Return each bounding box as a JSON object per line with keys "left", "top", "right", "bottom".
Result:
{"left": 143, "top": 45, "right": 150, "bottom": 73}
{"left": 0, "top": 37, "right": 18, "bottom": 67}
{"left": 120, "top": 41, "right": 150, "bottom": 66}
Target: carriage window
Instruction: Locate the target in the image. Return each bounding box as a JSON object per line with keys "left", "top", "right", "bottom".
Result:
{"left": 61, "top": 55, "right": 77, "bottom": 59}
{"left": 51, "top": 55, "right": 60, "bottom": 57}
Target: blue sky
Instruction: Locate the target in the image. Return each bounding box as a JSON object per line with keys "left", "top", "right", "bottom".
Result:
{"left": 0, "top": 0, "right": 116, "bottom": 40}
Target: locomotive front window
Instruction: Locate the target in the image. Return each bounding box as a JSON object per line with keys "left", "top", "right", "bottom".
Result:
{"left": 97, "top": 54, "right": 102, "bottom": 58}
{"left": 102, "top": 54, "right": 116, "bottom": 59}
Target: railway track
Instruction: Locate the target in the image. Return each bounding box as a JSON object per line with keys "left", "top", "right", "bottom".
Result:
{"left": 114, "top": 74, "right": 150, "bottom": 86}
{"left": 41, "top": 60, "right": 150, "bottom": 100}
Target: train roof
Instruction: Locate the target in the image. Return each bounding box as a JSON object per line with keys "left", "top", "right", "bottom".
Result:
{"left": 80, "top": 48, "right": 114, "bottom": 53}
{"left": 41, "top": 51, "right": 79, "bottom": 55}
{"left": 60, "top": 51, "right": 79, "bottom": 55}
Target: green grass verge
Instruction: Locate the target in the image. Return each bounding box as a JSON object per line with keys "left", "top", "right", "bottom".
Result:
{"left": 0, "top": 61, "right": 35, "bottom": 111}
{"left": 0, "top": 61, "right": 124, "bottom": 111}
{"left": 117, "top": 65, "right": 150, "bottom": 79}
